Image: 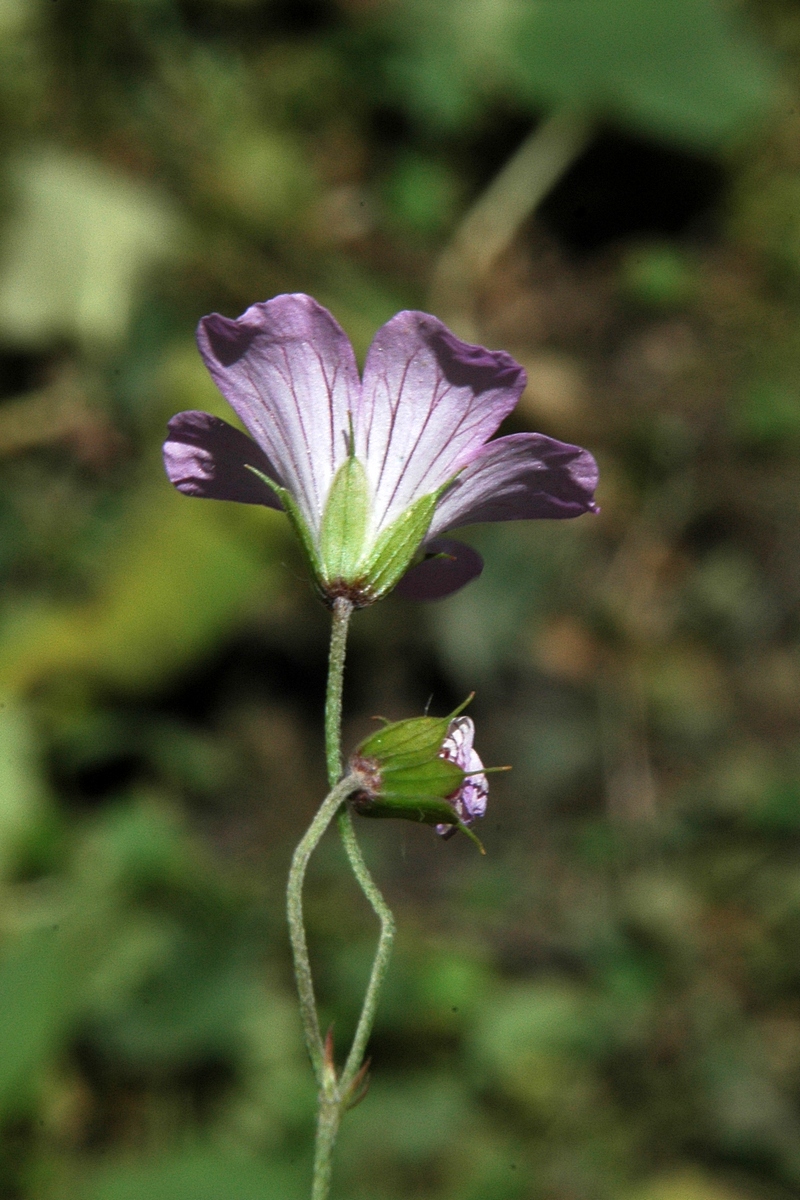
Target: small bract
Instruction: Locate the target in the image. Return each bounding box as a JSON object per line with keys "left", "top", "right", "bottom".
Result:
{"left": 164, "top": 294, "right": 598, "bottom": 606}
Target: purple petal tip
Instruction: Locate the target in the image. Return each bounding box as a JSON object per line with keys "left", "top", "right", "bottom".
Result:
{"left": 163, "top": 410, "right": 282, "bottom": 508}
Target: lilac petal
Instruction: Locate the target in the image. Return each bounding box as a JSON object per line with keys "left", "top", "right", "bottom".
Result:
{"left": 428, "top": 433, "right": 599, "bottom": 538}
{"left": 164, "top": 411, "right": 283, "bottom": 508}
{"left": 436, "top": 716, "right": 488, "bottom": 837}
{"left": 197, "top": 294, "right": 361, "bottom": 535}
{"left": 394, "top": 537, "right": 483, "bottom": 601}
{"left": 359, "top": 313, "right": 526, "bottom": 535}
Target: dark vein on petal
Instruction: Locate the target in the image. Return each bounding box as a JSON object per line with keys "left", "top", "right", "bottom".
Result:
{"left": 377, "top": 359, "right": 442, "bottom": 528}
{"left": 374, "top": 354, "right": 412, "bottom": 508}
{"left": 280, "top": 343, "right": 321, "bottom": 517}
{"left": 241, "top": 353, "right": 315, "bottom": 519}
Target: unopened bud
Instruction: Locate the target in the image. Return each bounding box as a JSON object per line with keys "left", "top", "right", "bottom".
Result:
{"left": 348, "top": 700, "right": 489, "bottom": 850}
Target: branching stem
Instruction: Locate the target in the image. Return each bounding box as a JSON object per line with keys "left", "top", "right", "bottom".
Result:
{"left": 288, "top": 595, "right": 397, "bottom": 1199}
{"left": 286, "top": 771, "right": 361, "bottom": 1085}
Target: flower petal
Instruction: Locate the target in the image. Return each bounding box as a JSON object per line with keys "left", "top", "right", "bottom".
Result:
{"left": 197, "top": 294, "right": 361, "bottom": 535}
{"left": 163, "top": 411, "right": 283, "bottom": 508}
{"left": 436, "top": 716, "right": 488, "bottom": 838}
{"left": 394, "top": 537, "right": 483, "bottom": 601}
{"left": 359, "top": 313, "right": 526, "bottom": 535}
{"left": 428, "top": 433, "right": 598, "bottom": 538}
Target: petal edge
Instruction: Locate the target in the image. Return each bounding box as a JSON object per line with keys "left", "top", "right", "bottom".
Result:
{"left": 196, "top": 294, "right": 361, "bottom": 534}
{"left": 163, "top": 411, "right": 283, "bottom": 508}
{"left": 428, "top": 433, "right": 598, "bottom": 537}
{"left": 360, "top": 312, "right": 526, "bottom": 535}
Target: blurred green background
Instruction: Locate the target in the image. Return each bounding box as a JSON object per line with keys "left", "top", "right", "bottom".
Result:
{"left": 2, "top": 1, "right": 800, "bottom": 1197}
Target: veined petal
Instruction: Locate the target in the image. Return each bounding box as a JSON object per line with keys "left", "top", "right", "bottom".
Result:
{"left": 436, "top": 715, "right": 488, "bottom": 838}
{"left": 197, "top": 294, "right": 361, "bottom": 536}
{"left": 427, "top": 433, "right": 599, "bottom": 538}
{"left": 359, "top": 312, "right": 526, "bottom": 536}
{"left": 163, "top": 411, "right": 283, "bottom": 508}
{"left": 394, "top": 537, "right": 483, "bottom": 601}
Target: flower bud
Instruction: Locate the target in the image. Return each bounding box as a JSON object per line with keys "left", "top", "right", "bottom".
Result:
{"left": 349, "top": 702, "right": 489, "bottom": 850}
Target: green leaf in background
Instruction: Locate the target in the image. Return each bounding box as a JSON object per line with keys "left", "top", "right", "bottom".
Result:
{"left": 205, "top": 128, "right": 317, "bottom": 234}
{"left": 337, "top": 1074, "right": 470, "bottom": 1175}
{"left": 382, "top": 152, "right": 462, "bottom": 238}
{"left": 620, "top": 243, "right": 699, "bottom": 309}
{"left": 0, "top": 487, "right": 280, "bottom": 694}
{"left": 0, "top": 699, "right": 51, "bottom": 879}
{"left": 512, "top": 0, "right": 778, "bottom": 148}
{"left": 625, "top": 1172, "right": 754, "bottom": 1200}
{"left": 381, "top": 0, "right": 523, "bottom": 131}
{"left": 0, "top": 924, "right": 95, "bottom": 1118}
{"left": 730, "top": 379, "right": 800, "bottom": 449}
{"left": 77, "top": 1148, "right": 306, "bottom": 1200}
{"left": 469, "top": 979, "right": 609, "bottom": 1119}
{"left": 0, "top": 149, "right": 182, "bottom": 349}
{"left": 382, "top": 0, "right": 778, "bottom": 148}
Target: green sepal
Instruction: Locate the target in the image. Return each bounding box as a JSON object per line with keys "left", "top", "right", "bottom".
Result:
{"left": 245, "top": 466, "right": 322, "bottom": 578}
{"left": 358, "top": 713, "right": 452, "bottom": 768}
{"left": 357, "top": 696, "right": 470, "bottom": 766}
{"left": 353, "top": 791, "right": 462, "bottom": 825}
{"left": 352, "top": 787, "right": 485, "bottom": 852}
{"left": 319, "top": 455, "right": 370, "bottom": 582}
{"left": 358, "top": 479, "right": 452, "bottom": 599}
{"left": 381, "top": 757, "right": 464, "bottom": 799}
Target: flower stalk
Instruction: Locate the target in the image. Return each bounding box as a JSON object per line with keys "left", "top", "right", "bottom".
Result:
{"left": 325, "top": 597, "right": 353, "bottom": 787}
{"left": 285, "top": 771, "right": 361, "bottom": 1085}
{"left": 285, "top": 596, "right": 396, "bottom": 1199}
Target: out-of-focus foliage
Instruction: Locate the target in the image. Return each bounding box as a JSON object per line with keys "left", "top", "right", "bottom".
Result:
{"left": 1, "top": 1, "right": 800, "bottom": 1199}
{"left": 380, "top": 0, "right": 779, "bottom": 145}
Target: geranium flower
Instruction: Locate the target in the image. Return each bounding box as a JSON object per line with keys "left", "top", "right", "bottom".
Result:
{"left": 164, "top": 293, "right": 598, "bottom": 605}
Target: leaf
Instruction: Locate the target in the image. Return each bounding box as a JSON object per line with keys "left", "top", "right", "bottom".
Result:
{"left": 381, "top": 757, "right": 464, "bottom": 799}
{"left": 513, "top": 0, "right": 778, "bottom": 148}
{"left": 382, "top": 0, "right": 778, "bottom": 148}
{"left": 353, "top": 791, "right": 461, "bottom": 826}
{"left": 0, "top": 486, "right": 278, "bottom": 695}
{"left": 0, "top": 917, "right": 110, "bottom": 1117}
{"left": 80, "top": 1148, "right": 305, "bottom": 1200}
{"left": 0, "top": 148, "right": 182, "bottom": 348}
{"left": 358, "top": 714, "right": 452, "bottom": 765}
{"left": 0, "top": 700, "right": 50, "bottom": 879}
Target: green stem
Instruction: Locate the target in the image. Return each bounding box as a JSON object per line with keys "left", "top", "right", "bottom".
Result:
{"left": 312, "top": 1096, "right": 342, "bottom": 1200}
{"left": 325, "top": 597, "right": 353, "bottom": 788}
{"left": 336, "top": 807, "right": 396, "bottom": 1095}
{"left": 291, "top": 594, "right": 397, "bottom": 1199}
{"left": 323, "top": 596, "right": 396, "bottom": 1092}
{"left": 286, "top": 772, "right": 360, "bottom": 1085}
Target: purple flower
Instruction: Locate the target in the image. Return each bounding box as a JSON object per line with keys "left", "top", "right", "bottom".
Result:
{"left": 164, "top": 293, "right": 598, "bottom": 605}
{"left": 436, "top": 716, "right": 488, "bottom": 839}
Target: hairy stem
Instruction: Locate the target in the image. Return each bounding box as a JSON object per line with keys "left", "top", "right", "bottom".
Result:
{"left": 286, "top": 772, "right": 360, "bottom": 1085}
{"left": 336, "top": 807, "right": 396, "bottom": 1095}
{"left": 292, "top": 594, "right": 397, "bottom": 1198}
{"left": 325, "top": 597, "right": 353, "bottom": 788}
{"left": 312, "top": 1094, "right": 342, "bottom": 1200}
{"left": 323, "top": 599, "right": 396, "bottom": 1092}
